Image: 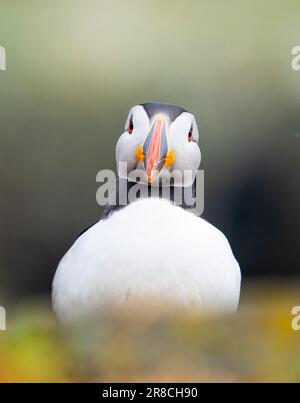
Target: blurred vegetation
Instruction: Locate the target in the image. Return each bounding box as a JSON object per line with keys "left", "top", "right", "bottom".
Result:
{"left": 0, "top": 280, "right": 300, "bottom": 382}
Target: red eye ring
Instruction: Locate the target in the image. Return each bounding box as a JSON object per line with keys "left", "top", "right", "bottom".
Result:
{"left": 188, "top": 125, "right": 194, "bottom": 142}
{"left": 128, "top": 116, "right": 134, "bottom": 134}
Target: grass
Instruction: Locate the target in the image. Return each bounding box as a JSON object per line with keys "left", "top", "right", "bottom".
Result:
{"left": 0, "top": 279, "right": 299, "bottom": 382}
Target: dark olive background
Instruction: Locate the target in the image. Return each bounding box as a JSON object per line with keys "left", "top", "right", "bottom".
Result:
{"left": 0, "top": 0, "right": 299, "bottom": 306}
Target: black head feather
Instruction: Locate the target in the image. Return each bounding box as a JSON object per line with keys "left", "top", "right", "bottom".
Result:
{"left": 140, "top": 102, "right": 187, "bottom": 123}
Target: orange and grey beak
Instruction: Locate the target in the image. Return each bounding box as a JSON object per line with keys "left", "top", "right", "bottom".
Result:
{"left": 143, "top": 117, "right": 169, "bottom": 184}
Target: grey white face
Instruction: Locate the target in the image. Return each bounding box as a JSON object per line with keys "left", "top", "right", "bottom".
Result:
{"left": 116, "top": 103, "right": 201, "bottom": 187}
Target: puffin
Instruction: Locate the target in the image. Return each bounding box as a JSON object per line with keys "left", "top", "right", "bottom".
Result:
{"left": 52, "top": 103, "right": 241, "bottom": 321}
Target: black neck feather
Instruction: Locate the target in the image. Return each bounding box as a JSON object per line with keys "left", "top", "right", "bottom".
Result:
{"left": 101, "top": 178, "right": 196, "bottom": 219}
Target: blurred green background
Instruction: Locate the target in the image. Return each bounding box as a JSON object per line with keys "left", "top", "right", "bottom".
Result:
{"left": 0, "top": 1, "right": 299, "bottom": 310}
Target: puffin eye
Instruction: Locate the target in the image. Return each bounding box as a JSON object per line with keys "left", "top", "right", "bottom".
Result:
{"left": 188, "top": 125, "right": 194, "bottom": 142}
{"left": 128, "top": 116, "right": 134, "bottom": 134}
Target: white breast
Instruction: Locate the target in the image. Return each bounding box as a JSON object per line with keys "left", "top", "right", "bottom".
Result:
{"left": 52, "top": 198, "right": 241, "bottom": 321}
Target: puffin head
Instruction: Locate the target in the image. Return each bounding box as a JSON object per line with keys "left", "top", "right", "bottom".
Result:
{"left": 116, "top": 102, "right": 201, "bottom": 187}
